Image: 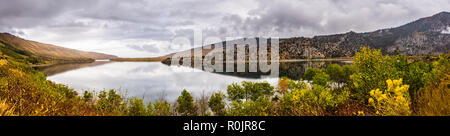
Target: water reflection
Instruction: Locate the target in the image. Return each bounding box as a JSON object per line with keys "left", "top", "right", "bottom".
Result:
{"left": 163, "top": 60, "right": 350, "bottom": 80}
{"left": 279, "top": 61, "right": 349, "bottom": 80}
{"left": 39, "top": 61, "right": 350, "bottom": 102}
{"left": 36, "top": 61, "right": 111, "bottom": 76}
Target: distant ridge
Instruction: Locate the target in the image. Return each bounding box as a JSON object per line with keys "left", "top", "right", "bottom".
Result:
{"left": 160, "top": 11, "right": 450, "bottom": 61}
{"left": 0, "top": 33, "right": 117, "bottom": 60}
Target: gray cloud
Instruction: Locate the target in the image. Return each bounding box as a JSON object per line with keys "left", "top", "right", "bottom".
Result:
{"left": 0, "top": 0, "right": 449, "bottom": 57}
{"left": 0, "top": 0, "right": 96, "bottom": 29}
{"left": 127, "top": 44, "right": 160, "bottom": 54}
{"left": 217, "top": 0, "right": 450, "bottom": 38}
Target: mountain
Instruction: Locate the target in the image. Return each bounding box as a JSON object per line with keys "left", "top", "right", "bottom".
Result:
{"left": 0, "top": 33, "right": 117, "bottom": 61}
{"left": 295, "top": 11, "right": 450, "bottom": 58}
{"left": 161, "top": 11, "right": 450, "bottom": 62}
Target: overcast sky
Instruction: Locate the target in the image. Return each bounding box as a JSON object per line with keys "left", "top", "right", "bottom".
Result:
{"left": 0, "top": 0, "right": 449, "bottom": 57}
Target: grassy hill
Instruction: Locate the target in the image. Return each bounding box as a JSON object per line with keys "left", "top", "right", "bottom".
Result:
{"left": 0, "top": 33, "right": 117, "bottom": 64}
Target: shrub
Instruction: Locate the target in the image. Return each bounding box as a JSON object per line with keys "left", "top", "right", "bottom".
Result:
{"left": 227, "top": 83, "right": 245, "bottom": 101}
{"left": 242, "top": 81, "right": 274, "bottom": 101}
{"left": 153, "top": 101, "right": 172, "bottom": 116}
{"left": 279, "top": 79, "right": 349, "bottom": 116}
{"left": 325, "top": 64, "right": 344, "bottom": 83}
{"left": 277, "top": 77, "right": 290, "bottom": 94}
{"left": 227, "top": 81, "right": 274, "bottom": 101}
{"left": 82, "top": 91, "right": 93, "bottom": 102}
{"left": 425, "top": 55, "right": 450, "bottom": 84}
{"left": 312, "top": 71, "right": 331, "bottom": 86}
{"left": 342, "top": 65, "right": 357, "bottom": 84}
{"left": 228, "top": 97, "right": 273, "bottom": 116}
{"left": 176, "top": 89, "right": 197, "bottom": 116}
{"left": 146, "top": 102, "right": 155, "bottom": 116}
{"left": 97, "top": 89, "right": 125, "bottom": 114}
{"left": 351, "top": 47, "right": 399, "bottom": 100}
{"left": 304, "top": 68, "right": 321, "bottom": 81}
{"left": 277, "top": 77, "right": 307, "bottom": 94}
{"left": 57, "top": 84, "right": 77, "bottom": 99}
{"left": 368, "top": 79, "right": 411, "bottom": 116}
{"left": 403, "top": 61, "right": 431, "bottom": 96}
{"left": 208, "top": 91, "right": 226, "bottom": 116}
{"left": 128, "top": 97, "right": 147, "bottom": 116}
{"left": 0, "top": 59, "right": 7, "bottom": 66}
{"left": 278, "top": 77, "right": 308, "bottom": 92}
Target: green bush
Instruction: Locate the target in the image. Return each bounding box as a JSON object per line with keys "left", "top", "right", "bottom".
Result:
{"left": 146, "top": 102, "right": 155, "bottom": 116}
{"left": 208, "top": 91, "right": 226, "bottom": 116}
{"left": 83, "top": 91, "right": 93, "bottom": 102}
{"left": 312, "top": 71, "right": 331, "bottom": 86}
{"left": 226, "top": 83, "right": 245, "bottom": 101}
{"left": 228, "top": 97, "right": 273, "bottom": 116}
{"left": 351, "top": 47, "right": 400, "bottom": 100}
{"left": 176, "top": 89, "right": 197, "bottom": 116}
{"left": 97, "top": 89, "right": 125, "bottom": 114}
{"left": 342, "top": 65, "right": 357, "bottom": 84}
{"left": 402, "top": 60, "right": 431, "bottom": 94}
{"left": 325, "top": 64, "right": 344, "bottom": 83}
{"left": 154, "top": 101, "right": 172, "bottom": 116}
{"left": 425, "top": 55, "right": 450, "bottom": 84}
{"left": 227, "top": 81, "right": 274, "bottom": 101}
{"left": 304, "top": 68, "right": 321, "bottom": 81}
{"left": 128, "top": 97, "right": 147, "bottom": 116}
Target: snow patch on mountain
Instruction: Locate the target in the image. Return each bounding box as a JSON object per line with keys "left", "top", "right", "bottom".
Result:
{"left": 441, "top": 26, "right": 450, "bottom": 34}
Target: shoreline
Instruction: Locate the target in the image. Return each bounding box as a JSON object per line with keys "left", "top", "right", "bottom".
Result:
{"left": 30, "top": 59, "right": 96, "bottom": 67}
{"left": 279, "top": 58, "right": 353, "bottom": 62}
{"left": 110, "top": 57, "right": 354, "bottom": 63}
{"left": 111, "top": 57, "right": 167, "bottom": 62}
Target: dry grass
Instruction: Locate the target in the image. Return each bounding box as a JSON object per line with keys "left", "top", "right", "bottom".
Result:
{"left": 0, "top": 58, "right": 102, "bottom": 116}
{"left": 415, "top": 73, "right": 450, "bottom": 116}
{"left": 0, "top": 100, "right": 16, "bottom": 116}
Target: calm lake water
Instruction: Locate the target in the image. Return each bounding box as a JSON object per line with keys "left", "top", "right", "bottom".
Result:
{"left": 37, "top": 60, "right": 350, "bottom": 102}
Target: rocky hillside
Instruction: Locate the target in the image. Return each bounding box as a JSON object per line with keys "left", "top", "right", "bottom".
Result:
{"left": 283, "top": 11, "right": 450, "bottom": 59}
{"left": 163, "top": 11, "right": 450, "bottom": 61}
{"left": 0, "top": 33, "right": 117, "bottom": 60}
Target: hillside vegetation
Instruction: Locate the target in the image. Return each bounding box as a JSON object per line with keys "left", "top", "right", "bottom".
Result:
{"left": 0, "top": 33, "right": 117, "bottom": 61}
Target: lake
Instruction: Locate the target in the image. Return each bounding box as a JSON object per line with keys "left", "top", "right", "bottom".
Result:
{"left": 37, "top": 60, "right": 351, "bottom": 102}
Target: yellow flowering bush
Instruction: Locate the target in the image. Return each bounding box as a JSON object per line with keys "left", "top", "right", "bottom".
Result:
{"left": 281, "top": 84, "right": 350, "bottom": 116}
{"left": 368, "top": 79, "right": 411, "bottom": 116}
{"left": 9, "top": 68, "right": 25, "bottom": 77}
{"left": 0, "top": 59, "right": 7, "bottom": 66}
